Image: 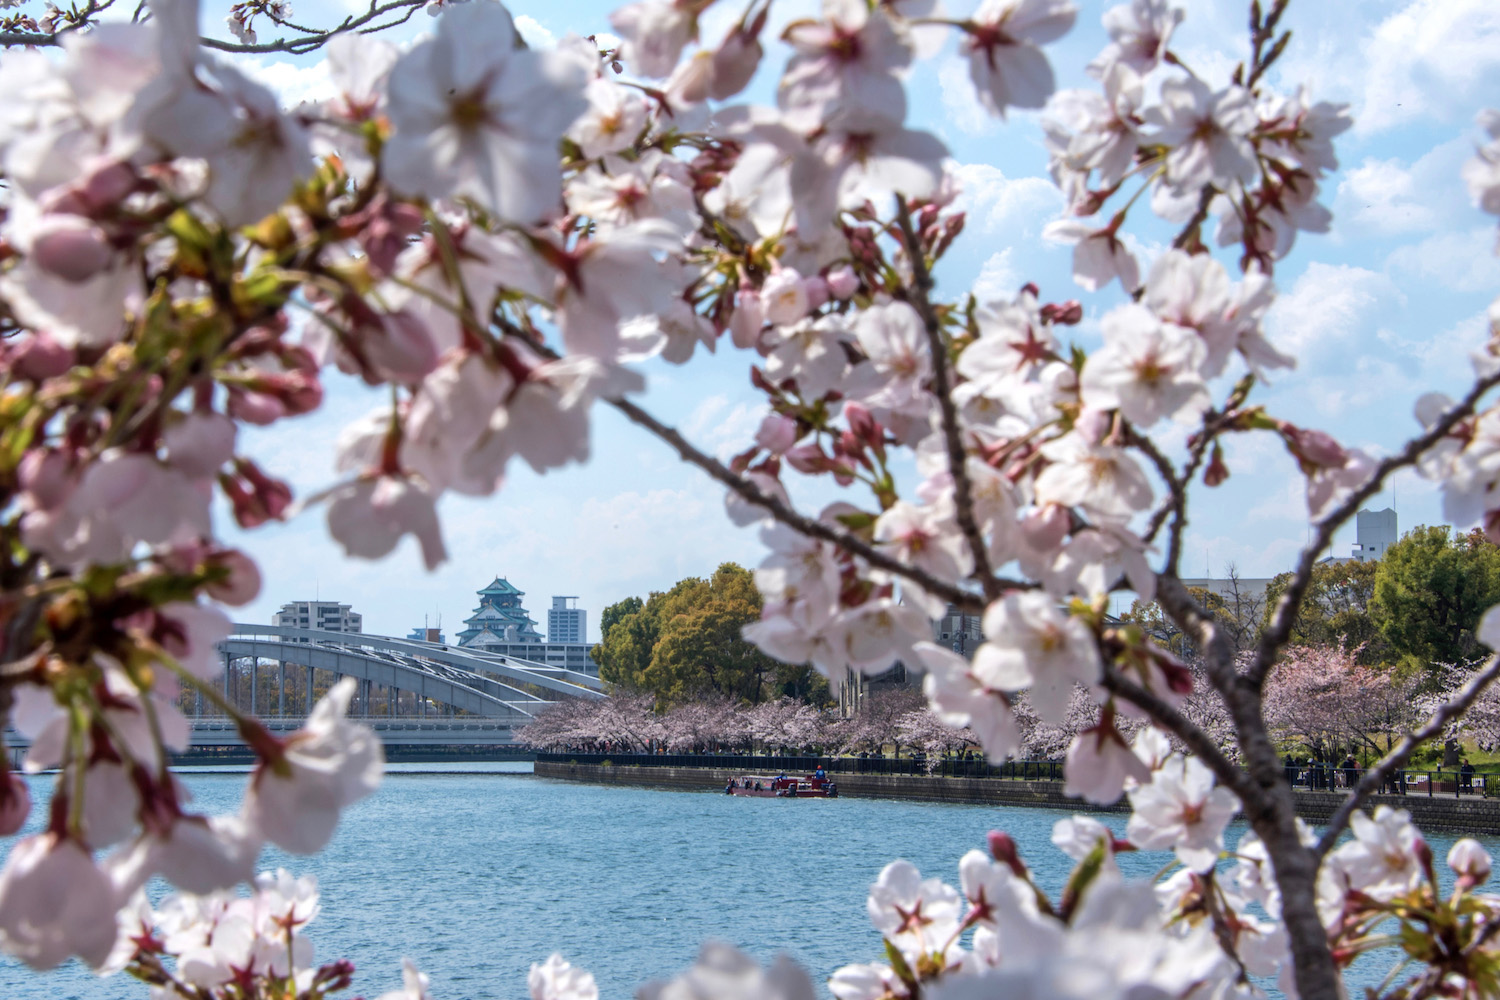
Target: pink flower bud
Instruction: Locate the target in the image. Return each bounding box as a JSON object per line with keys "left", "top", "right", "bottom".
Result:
{"left": 802, "top": 276, "right": 830, "bottom": 310}
{"left": 8, "top": 333, "right": 74, "bottom": 381}
{"left": 78, "top": 161, "right": 137, "bottom": 210}
{"left": 709, "top": 30, "right": 761, "bottom": 100}
{"left": 825, "top": 266, "right": 858, "bottom": 300}
{"left": 205, "top": 548, "right": 263, "bottom": 606}
{"left": 755, "top": 414, "right": 798, "bottom": 455}
{"left": 1287, "top": 426, "right": 1345, "bottom": 468}
{"left": 29, "top": 215, "right": 112, "bottom": 283}
{"left": 785, "top": 443, "right": 830, "bottom": 475}
{"left": 1449, "top": 838, "right": 1491, "bottom": 888}
{"left": 987, "top": 831, "right": 1025, "bottom": 877}
{"left": 1022, "top": 504, "right": 1070, "bottom": 552}
{"left": 730, "top": 289, "right": 763, "bottom": 350}
{"left": 18, "top": 448, "right": 72, "bottom": 507}
{"left": 227, "top": 387, "right": 287, "bottom": 426}
{"left": 0, "top": 773, "right": 31, "bottom": 836}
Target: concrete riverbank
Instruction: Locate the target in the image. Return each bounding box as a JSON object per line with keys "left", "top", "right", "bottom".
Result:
{"left": 535, "top": 761, "right": 1500, "bottom": 835}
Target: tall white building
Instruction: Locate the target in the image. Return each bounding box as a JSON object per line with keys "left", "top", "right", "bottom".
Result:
{"left": 273, "top": 600, "right": 362, "bottom": 633}
{"left": 548, "top": 597, "right": 586, "bottom": 644}
{"left": 1351, "top": 508, "right": 1398, "bottom": 561}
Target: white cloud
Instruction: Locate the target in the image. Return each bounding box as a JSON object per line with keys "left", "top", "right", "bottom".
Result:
{"left": 1387, "top": 228, "right": 1500, "bottom": 293}
{"left": 1357, "top": 0, "right": 1500, "bottom": 135}
{"left": 1265, "top": 261, "right": 1400, "bottom": 358}
{"left": 972, "top": 249, "right": 1020, "bottom": 302}
{"left": 950, "top": 163, "right": 1062, "bottom": 237}
{"left": 685, "top": 393, "right": 765, "bottom": 460}
{"left": 231, "top": 57, "right": 335, "bottom": 109}
{"left": 936, "top": 56, "right": 995, "bottom": 137}
{"left": 1333, "top": 137, "right": 1473, "bottom": 238}
{"left": 515, "top": 14, "right": 556, "bottom": 48}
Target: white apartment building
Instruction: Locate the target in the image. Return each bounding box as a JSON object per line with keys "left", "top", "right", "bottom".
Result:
{"left": 548, "top": 596, "right": 587, "bottom": 644}
{"left": 273, "top": 600, "right": 363, "bottom": 633}
{"left": 1351, "top": 507, "right": 1398, "bottom": 561}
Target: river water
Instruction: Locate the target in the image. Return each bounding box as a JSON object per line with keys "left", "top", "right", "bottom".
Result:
{"left": 2, "top": 763, "right": 1495, "bottom": 1000}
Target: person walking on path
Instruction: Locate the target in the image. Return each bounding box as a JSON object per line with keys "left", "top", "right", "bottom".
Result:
{"left": 1342, "top": 754, "right": 1358, "bottom": 790}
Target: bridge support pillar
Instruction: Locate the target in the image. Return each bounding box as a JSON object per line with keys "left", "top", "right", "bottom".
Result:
{"left": 277, "top": 661, "right": 285, "bottom": 717}
{"left": 250, "top": 661, "right": 257, "bottom": 717}
{"left": 223, "top": 653, "right": 232, "bottom": 712}
{"left": 361, "top": 678, "right": 371, "bottom": 717}
{"left": 306, "top": 664, "right": 314, "bottom": 710}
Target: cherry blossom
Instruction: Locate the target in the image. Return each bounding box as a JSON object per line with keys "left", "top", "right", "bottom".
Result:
{"left": 383, "top": 0, "right": 586, "bottom": 221}
{"left": 971, "top": 592, "right": 1101, "bottom": 724}
{"left": 1147, "top": 78, "right": 1258, "bottom": 192}
{"left": 1080, "top": 303, "right": 1209, "bottom": 426}
{"left": 242, "top": 678, "right": 384, "bottom": 854}
{"left": 1125, "top": 754, "right": 1239, "bottom": 872}
{"left": 530, "top": 953, "right": 598, "bottom": 1000}
{"left": 960, "top": 0, "right": 1077, "bottom": 117}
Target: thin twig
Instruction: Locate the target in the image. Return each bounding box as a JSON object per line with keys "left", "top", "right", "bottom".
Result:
{"left": 1314, "top": 653, "right": 1500, "bottom": 860}
{"left": 1249, "top": 369, "right": 1500, "bottom": 688}
{"left": 607, "top": 394, "right": 989, "bottom": 613}
{"left": 1102, "top": 664, "right": 1257, "bottom": 804}
{"left": 893, "top": 201, "right": 1000, "bottom": 603}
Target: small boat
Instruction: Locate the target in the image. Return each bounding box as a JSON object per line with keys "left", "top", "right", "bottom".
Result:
{"left": 724, "top": 773, "right": 838, "bottom": 798}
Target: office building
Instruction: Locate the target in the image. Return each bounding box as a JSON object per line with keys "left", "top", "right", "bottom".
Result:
{"left": 548, "top": 597, "right": 586, "bottom": 644}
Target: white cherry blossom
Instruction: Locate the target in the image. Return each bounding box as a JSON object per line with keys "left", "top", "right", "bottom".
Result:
{"left": 530, "top": 953, "right": 598, "bottom": 1000}
{"left": 383, "top": 0, "right": 586, "bottom": 221}
{"left": 1126, "top": 755, "right": 1239, "bottom": 872}
{"left": 961, "top": 0, "right": 1077, "bottom": 117}
{"left": 1146, "top": 78, "right": 1258, "bottom": 192}
{"left": 971, "top": 592, "right": 1101, "bottom": 723}
{"left": 242, "top": 678, "right": 384, "bottom": 854}
{"left": 866, "top": 859, "right": 962, "bottom": 961}
{"left": 1080, "top": 303, "right": 1209, "bottom": 426}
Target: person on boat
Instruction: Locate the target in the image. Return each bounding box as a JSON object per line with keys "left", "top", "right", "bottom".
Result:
{"left": 813, "top": 765, "right": 827, "bottom": 782}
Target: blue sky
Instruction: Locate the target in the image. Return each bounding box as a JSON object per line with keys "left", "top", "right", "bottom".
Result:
{"left": 219, "top": 0, "right": 1500, "bottom": 636}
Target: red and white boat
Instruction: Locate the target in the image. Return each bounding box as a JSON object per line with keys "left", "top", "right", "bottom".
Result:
{"left": 724, "top": 773, "right": 838, "bottom": 797}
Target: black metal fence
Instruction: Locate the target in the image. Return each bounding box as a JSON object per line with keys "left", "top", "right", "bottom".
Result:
{"left": 535, "top": 752, "right": 1497, "bottom": 796}
{"left": 534, "top": 751, "right": 1064, "bottom": 780}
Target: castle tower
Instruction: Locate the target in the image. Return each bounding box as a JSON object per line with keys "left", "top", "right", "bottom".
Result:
{"left": 455, "top": 577, "right": 545, "bottom": 648}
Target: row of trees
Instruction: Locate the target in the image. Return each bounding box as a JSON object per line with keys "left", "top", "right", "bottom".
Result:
{"left": 591, "top": 564, "right": 830, "bottom": 708}
{"left": 1129, "top": 525, "right": 1500, "bottom": 667}
{"left": 517, "top": 689, "right": 966, "bottom": 757}
{"left": 531, "top": 643, "right": 1500, "bottom": 769}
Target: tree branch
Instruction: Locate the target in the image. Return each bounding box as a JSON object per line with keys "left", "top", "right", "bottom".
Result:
{"left": 1314, "top": 652, "right": 1500, "bottom": 860}
{"left": 607, "top": 394, "right": 989, "bottom": 613}
{"left": 1101, "top": 663, "right": 1258, "bottom": 804}
{"left": 894, "top": 201, "right": 1001, "bottom": 604}
{"left": 1249, "top": 369, "right": 1500, "bottom": 689}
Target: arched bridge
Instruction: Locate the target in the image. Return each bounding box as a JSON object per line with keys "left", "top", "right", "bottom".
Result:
{"left": 221, "top": 625, "right": 603, "bottom": 717}
{"left": 199, "top": 625, "right": 604, "bottom": 744}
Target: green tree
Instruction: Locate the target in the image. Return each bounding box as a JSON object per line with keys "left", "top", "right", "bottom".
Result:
{"left": 590, "top": 564, "right": 819, "bottom": 708}
{"left": 1261, "top": 559, "right": 1387, "bottom": 664}
{"left": 597, "top": 596, "right": 643, "bottom": 644}
{"left": 644, "top": 564, "right": 779, "bottom": 706}
{"left": 1371, "top": 526, "right": 1500, "bottom": 668}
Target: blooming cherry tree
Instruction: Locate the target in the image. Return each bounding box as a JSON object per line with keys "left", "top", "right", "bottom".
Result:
{"left": 0, "top": 0, "right": 1497, "bottom": 996}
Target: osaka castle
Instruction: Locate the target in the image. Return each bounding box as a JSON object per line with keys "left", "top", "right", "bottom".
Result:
{"left": 455, "top": 577, "right": 545, "bottom": 648}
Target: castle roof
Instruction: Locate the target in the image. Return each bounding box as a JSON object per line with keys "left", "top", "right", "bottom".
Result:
{"left": 478, "top": 577, "right": 523, "bottom": 596}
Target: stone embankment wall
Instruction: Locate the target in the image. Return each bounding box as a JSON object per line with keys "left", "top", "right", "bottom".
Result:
{"left": 535, "top": 762, "right": 1500, "bottom": 835}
